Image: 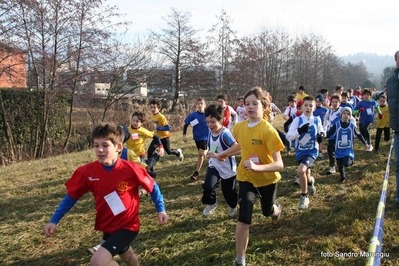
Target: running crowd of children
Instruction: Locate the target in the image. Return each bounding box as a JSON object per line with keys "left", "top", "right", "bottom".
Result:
{"left": 43, "top": 84, "right": 390, "bottom": 266}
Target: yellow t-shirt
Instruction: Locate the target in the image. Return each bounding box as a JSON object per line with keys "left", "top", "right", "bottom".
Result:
{"left": 125, "top": 126, "right": 154, "bottom": 156}
{"left": 377, "top": 104, "right": 390, "bottom": 128}
{"left": 151, "top": 112, "right": 171, "bottom": 139}
{"left": 296, "top": 93, "right": 308, "bottom": 101}
{"left": 119, "top": 148, "right": 148, "bottom": 169}
{"left": 232, "top": 119, "right": 284, "bottom": 187}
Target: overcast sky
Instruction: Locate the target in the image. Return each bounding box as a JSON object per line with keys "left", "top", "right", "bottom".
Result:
{"left": 106, "top": 0, "right": 398, "bottom": 58}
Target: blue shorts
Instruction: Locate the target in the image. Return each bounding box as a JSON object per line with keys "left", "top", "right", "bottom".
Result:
{"left": 297, "top": 154, "right": 316, "bottom": 169}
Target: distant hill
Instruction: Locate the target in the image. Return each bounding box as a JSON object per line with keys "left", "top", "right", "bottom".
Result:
{"left": 340, "top": 52, "right": 395, "bottom": 79}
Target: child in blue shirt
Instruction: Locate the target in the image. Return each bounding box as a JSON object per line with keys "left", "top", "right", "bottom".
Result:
{"left": 286, "top": 96, "right": 325, "bottom": 210}
{"left": 183, "top": 98, "right": 210, "bottom": 181}
{"left": 340, "top": 92, "right": 354, "bottom": 109}
{"left": 313, "top": 94, "right": 328, "bottom": 158}
{"left": 353, "top": 88, "right": 382, "bottom": 152}
{"left": 326, "top": 107, "right": 369, "bottom": 183}
{"left": 324, "top": 95, "right": 343, "bottom": 175}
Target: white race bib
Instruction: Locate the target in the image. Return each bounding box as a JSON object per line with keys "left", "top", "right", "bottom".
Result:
{"left": 190, "top": 119, "right": 199, "bottom": 127}
{"left": 104, "top": 191, "right": 126, "bottom": 216}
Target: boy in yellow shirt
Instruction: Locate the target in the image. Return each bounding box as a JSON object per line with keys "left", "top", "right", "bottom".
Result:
{"left": 148, "top": 99, "right": 184, "bottom": 161}
{"left": 374, "top": 94, "right": 390, "bottom": 153}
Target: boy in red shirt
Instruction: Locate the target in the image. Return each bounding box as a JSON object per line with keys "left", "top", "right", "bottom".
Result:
{"left": 43, "top": 122, "right": 168, "bottom": 266}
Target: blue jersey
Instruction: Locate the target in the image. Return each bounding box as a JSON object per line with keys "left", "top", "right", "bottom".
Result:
{"left": 340, "top": 102, "right": 354, "bottom": 109}
{"left": 184, "top": 111, "right": 209, "bottom": 141}
{"left": 313, "top": 106, "right": 328, "bottom": 126}
{"left": 331, "top": 121, "right": 356, "bottom": 159}
{"left": 293, "top": 116, "right": 321, "bottom": 160}
{"left": 354, "top": 100, "right": 378, "bottom": 124}
{"left": 325, "top": 107, "right": 342, "bottom": 140}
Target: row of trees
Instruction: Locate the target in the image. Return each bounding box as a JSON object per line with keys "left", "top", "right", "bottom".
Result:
{"left": 0, "top": 1, "right": 392, "bottom": 162}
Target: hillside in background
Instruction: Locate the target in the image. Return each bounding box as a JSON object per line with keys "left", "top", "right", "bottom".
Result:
{"left": 341, "top": 52, "right": 395, "bottom": 81}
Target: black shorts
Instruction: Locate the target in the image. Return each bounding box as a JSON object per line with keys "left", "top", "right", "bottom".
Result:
{"left": 101, "top": 229, "right": 138, "bottom": 256}
{"left": 238, "top": 181, "right": 277, "bottom": 225}
{"left": 195, "top": 140, "right": 208, "bottom": 151}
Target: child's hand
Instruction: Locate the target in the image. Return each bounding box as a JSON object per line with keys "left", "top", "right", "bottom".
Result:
{"left": 378, "top": 114, "right": 384, "bottom": 119}
{"left": 43, "top": 223, "right": 57, "bottom": 237}
{"left": 243, "top": 160, "right": 259, "bottom": 171}
{"left": 157, "top": 212, "right": 169, "bottom": 225}
{"left": 365, "top": 144, "right": 370, "bottom": 150}
{"left": 359, "top": 107, "right": 365, "bottom": 113}
{"left": 158, "top": 147, "right": 165, "bottom": 157}
{"left": 206, "top": 152, "right": 217, "bottom": 159}
{"left": 183, "top": 135, "right": 188, "bottom": 142}
{"left": 298, "top": 123, "right": 309, "bottom": 134}
{"left": 216, "top": 153, "right": 228, "bottom": 161}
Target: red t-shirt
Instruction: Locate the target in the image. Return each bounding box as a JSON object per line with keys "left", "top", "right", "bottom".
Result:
{"left": 65, "top": 159, "right": 155, "bottom": 234}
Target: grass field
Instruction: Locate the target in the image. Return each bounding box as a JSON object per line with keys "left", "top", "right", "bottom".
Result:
{"left": 1, "top": 114, "right": 399, "bottom": 266}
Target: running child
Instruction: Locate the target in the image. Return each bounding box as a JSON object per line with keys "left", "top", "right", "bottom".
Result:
{"left": 326, "top": 107, "right": 369, "bottom": 183}
{"left": 217, "top": 94, "right": 237, "bottom": 130}
{"left": 286, "top": 96, "right": 325, "bottom": 210}
{"left": 125, "top": 111, "right": 165, "bottom": 174}
{"left": 353, "top": 88, "right": 383, "bottom": 152}
{"left": 374, "top": 93, "right": 390, "bottom": 153}
{"left": 324, "top": 94, "right": 343, "bottom": 174}
{"left": 147, "top": 98, "right": 184, "bottom": 161}
{"left": 201, "top": 104, "right": 238, "bottom": 218}
{"left": 216, "top": 87, "right": 284, "bottom": 266}
{"left": 43, "top": 122, "right": 169, "bottom": 266}
{"left": 183, "top": 98, "right": 210, "bottom": 181}
{"left": 313, "top": 94, "right": 328, "bottom": 159}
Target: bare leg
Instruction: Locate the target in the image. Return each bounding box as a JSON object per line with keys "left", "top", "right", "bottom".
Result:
{"left": 236, "top": 221, "right": 250, "bottom": 257}
{"left": 196, "top": 148, "right": 207, "bottom": 172}
{"left": 297, "top": 163, "right": 308, "bottom": 194}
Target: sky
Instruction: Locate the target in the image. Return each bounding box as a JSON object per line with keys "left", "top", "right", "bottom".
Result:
{"left": 106, "top": 0, "right": 399, "bottom": 57}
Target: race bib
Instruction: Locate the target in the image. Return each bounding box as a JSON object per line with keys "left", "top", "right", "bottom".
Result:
{"left": 104, "top": 191, "right": 126, "bottom": 216}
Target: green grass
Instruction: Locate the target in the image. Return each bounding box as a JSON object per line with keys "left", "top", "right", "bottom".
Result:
{"left": 1, "top": 115, "right": 399, "bottom": 266}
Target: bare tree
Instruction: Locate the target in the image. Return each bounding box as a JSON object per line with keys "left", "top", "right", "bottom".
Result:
{"left": 0, "top": 0, "right": 147, "bottom": 157}
{"left": 207, "top": 9, "right": 238, "bottom": 92}
{"left": 150, "top": 8, "right": 200, "bottom": 112}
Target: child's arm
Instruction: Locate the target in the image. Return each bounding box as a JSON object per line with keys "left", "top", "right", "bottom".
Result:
{"left": 43, "top": 194, "right": 78, "bottom": 237}
{"left": 216, "top": 143, "right": 241, "bottom": 161}
{"left": 149, "top": 182, "right": 169, "bottom": 225}
{"left": 182, "top": 123, "right": 189, "bottom": 142}
{"left": 283, "top": 116, "right": 293, "bottom": 133}
{"left": 152, "top": 135, "right": 165, "bottom": 157}
{"left": 243, "top": 150, "right": 284, "bottom": 172}
{"left": 286, "top": 117, "right": 306, "bottom": 141}
{"left": 326, "top": 124, "right": 337, "bottom": 139}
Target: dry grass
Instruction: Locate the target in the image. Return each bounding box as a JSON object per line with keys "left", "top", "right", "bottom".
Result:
{"left": 1, "top": 115, "right": 399, "bottom": 266}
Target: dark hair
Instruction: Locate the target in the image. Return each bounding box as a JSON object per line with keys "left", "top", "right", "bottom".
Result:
{"left": 341, "top": 92, "right": 348, "bottom": 98}
{"left": 149, "top": 98, "right": 162, "bottom": 109}
{"left": 92, "top": 122, "right": 123, "bottom": 145}
{"left": 362, "top": 88, "right": 372, "bottom": 96}
{"left": 302, "top": 96, "right": 315, "bottom": 103}
{"left": 347, "top": 88, "right": 353, "bottom": 93}
{"left": 395, "top": 50, "right": 399, "bottom": 60}
{"left": 132, "top": 111, "right": 146, "bottom": 123}
{"left": 319, "top": 88, "right": 328, "bottom": 94}
{"left": 217, "top": 94, "right": 228, "bottom": 101}
{"left": 196, "top": 97, "right": 206, "bottom": 103}
{"left": 205, "top": 104, "right": 224, "bottom": 121}
{"left": 287, "top": 95, "right": 296, "bottom": 102}
{"left": 298, "top": 85, "right": 305, "bottom": 91}
{"left": 331, "top": 94, "right": 341, "bottom": 102}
